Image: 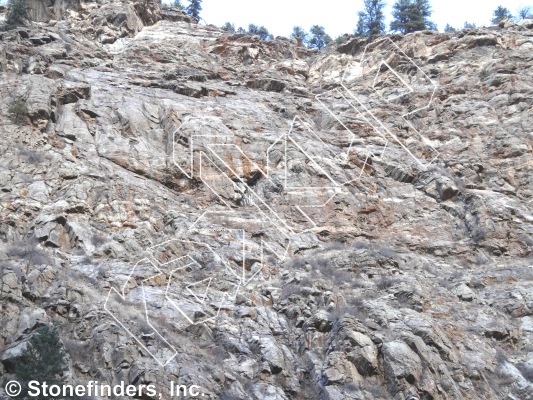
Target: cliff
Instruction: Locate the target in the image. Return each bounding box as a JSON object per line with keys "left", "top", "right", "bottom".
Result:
{"left": 1, "top": 2, "right": 532, "bottom": 399}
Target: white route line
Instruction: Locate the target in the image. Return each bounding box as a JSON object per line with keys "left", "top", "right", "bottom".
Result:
{"left": 339, "top": 36, "right": 440, "bottom": 169}
{"left": 103, "top": 258, "right": 178, "bottom": 367}
{"left": 104, "top": 35, "right": 449, "bottom": 364}
{"left": 315, "top": 88, "right": 387, "bottom": 171}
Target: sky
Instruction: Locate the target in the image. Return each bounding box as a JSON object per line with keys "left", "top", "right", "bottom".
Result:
{"left": 0, "top": 0, "right": 530, "bottom": 36}
{"left": 192, "top": 0, "right": 531, "bottom": 38}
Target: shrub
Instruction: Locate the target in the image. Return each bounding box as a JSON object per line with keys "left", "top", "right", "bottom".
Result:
{"left": 90, "top": 233, "right": 108, "bottom": 247}
{"left": 376, "top": 275, "right": 396, "bottom": 290}
{"left": 8, "top": 98, "right": 29, "bottom": 124}
{"left": 479, "top": 67, "right": 490, "bottom": 81}
{"left": 281, "top": 283, "right": 301, "bottom": 299}
{"left": 5, "top": 239, "right": 52, "bottom": 266}
{"left": 19, "top": 149, "right": 50, "bottom": 164}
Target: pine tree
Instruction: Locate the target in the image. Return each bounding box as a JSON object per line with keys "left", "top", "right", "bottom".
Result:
{"left": 355, "top": 0, "right": 386, "bottom": 37}
{"left": 186, "top": 0, "right": 202, "bottom": 20}
{"left": 308, "top": 25, "right": 332, "bottom": 50}
{"left": 390, "top": 0, "right": 435, "bottom": 34}
{"left": 12, "top": 325, "right": 69, "bottom": 400}
{"left": 4, "top": 0, "right": 28, "bottom": 29}
{"left": 444, "top": 23, "right": 456, "bottom": 32}
{"left": 355, "top": 11, "right": 366, "bottom": 35}
{"left": 517, "top": 6, "right": 532, "bottom": 20}
{"left": 291, "top": 26, "right": 308, "bottom": 44}
{"left": 463, "top": 21, "right": 476, "bottom": 29}
{"left": 491, "top": 6, "right": 513, "bottom": 24}
{"left": 222, "top": 22, "right": 235, "bottom": 32}
{"left": 172, "top": 0, "right": 184, "bottom": 9}
{"left": 248, "top": 24, "right": 271, "bottom": 40}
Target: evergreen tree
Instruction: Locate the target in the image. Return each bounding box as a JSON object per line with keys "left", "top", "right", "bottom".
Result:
{"left": 12, "top": 325, "right": 69, "bottom": 400}
{"left": 248, "top": 24, "right": 271, "bottom": 40}
{"left": 517, "top": 6, "right": 532, "bottom": 20}
{"left": 491, "top": 6, "right": 513, "bottom": 24}
{"left": 222, "top": 22, "right": 235, "bottom": 32}
{"left": 172, "top": 0, "right": 184, "bottom": 9}
{"left": 290, "top": 26, "right": 308, "bottom": 44}
{"left": 463, "top": 21, "right": 476, "bottom": 29}
{"left": 4, "top": 0, "right": 28, "bottom": 29}
{"left": 355, "top": 11, "right": 366, "bottom": 35}
{"left": 390, "top": 0, "right": 435, "bottom": 34}
{"left": 186, "top": 0, "right": 202, "bottom": 20}
{"left": 444, "top": 23, "right": 456, "bottom": 32}
{"left": 308, "top": 25, "right": 332, "bottom": 50}
{"left": 355, "top": 0, "right": 386, "bottom": 36}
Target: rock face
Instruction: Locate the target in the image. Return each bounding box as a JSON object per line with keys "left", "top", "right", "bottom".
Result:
{"left": 1, "top": 1, "right": 533, "bottom": 399}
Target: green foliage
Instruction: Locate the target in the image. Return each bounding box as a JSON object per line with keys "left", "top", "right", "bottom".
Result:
{"left": 463, "top": 21, "right": 476, "bottom": 29}
{"left": 221, "top": 22, "right": 235, "bottom": 32}
{"left": 248, "top": 24, "right": 272, "bottom": 40}
{"left": 517, "top": 6, "right": 532, "bottom": 20}
{"left": 390, "top": 0, "right": 436, "bottom": 34}
{"left": 491, "top": 6, "right": 513, "bottom": 24}
{"left": 444, "top": 23, "right": 456, "bottom": 32}
{"left": 186, "top": 0, "right": 202, "bottom": 20}
{"left": 355, "top": 0, "right": 386, "bottom": 36}
{"left": 11, "top": 325, "right": 69, "bottom": 400}
{"left": 335, "top": 34, "right": 349, "bottom": 46}
{"left": 3, "top": 0, "right": 29, "bottom": 29}
{"left": 8, "top": 98, "right": 29, "bottom": 124}
{"left": 308, "top": 25, "right": 332, "bottom": 50}
{"left": 172, "top": 0, "right": 183, "bottom": 9}
{"left": 290, "top": 26, "right": 308, "bottom": 44}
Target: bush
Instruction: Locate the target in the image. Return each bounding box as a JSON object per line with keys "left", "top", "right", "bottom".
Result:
{"left": 19, "top": 148, "right": 50, "bottom": 164}
{"left": 5, "top": 239, "right": 52, "bottom": 266}
{"left": 281, "top": 283, "right": 301, "bottom": 299}
{"left": 8, "top": 98, "right": 29, "bottom": 124}
{"left": 376, "top": 275, "right": 397, "bottom": 290}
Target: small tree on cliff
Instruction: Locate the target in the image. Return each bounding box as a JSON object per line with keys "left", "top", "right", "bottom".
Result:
{"left": 11, "top": 325, "right": 69, "bottom": 400}
{"left": 517, "top": 6, "right": 532, "bottom": 20}
{"left": 291, "top": 26, "right": 308, "bottom": 45}
{"left": 308, "top": 25, "right": 332, "bottom": 50}
{"left": 390, "top": 0, "right": 436, "bottom": 34}
{"left": 186, "top": 0, "right": 202, "bottom": 20}
{"left": 491, "top": 6, "right": 513, "bottom": 24}
{"left": 248, "top": 24, "right": 272, "bottom": 40}
{"left": 3, "top": 0, "right": 29, "bottom": 29}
